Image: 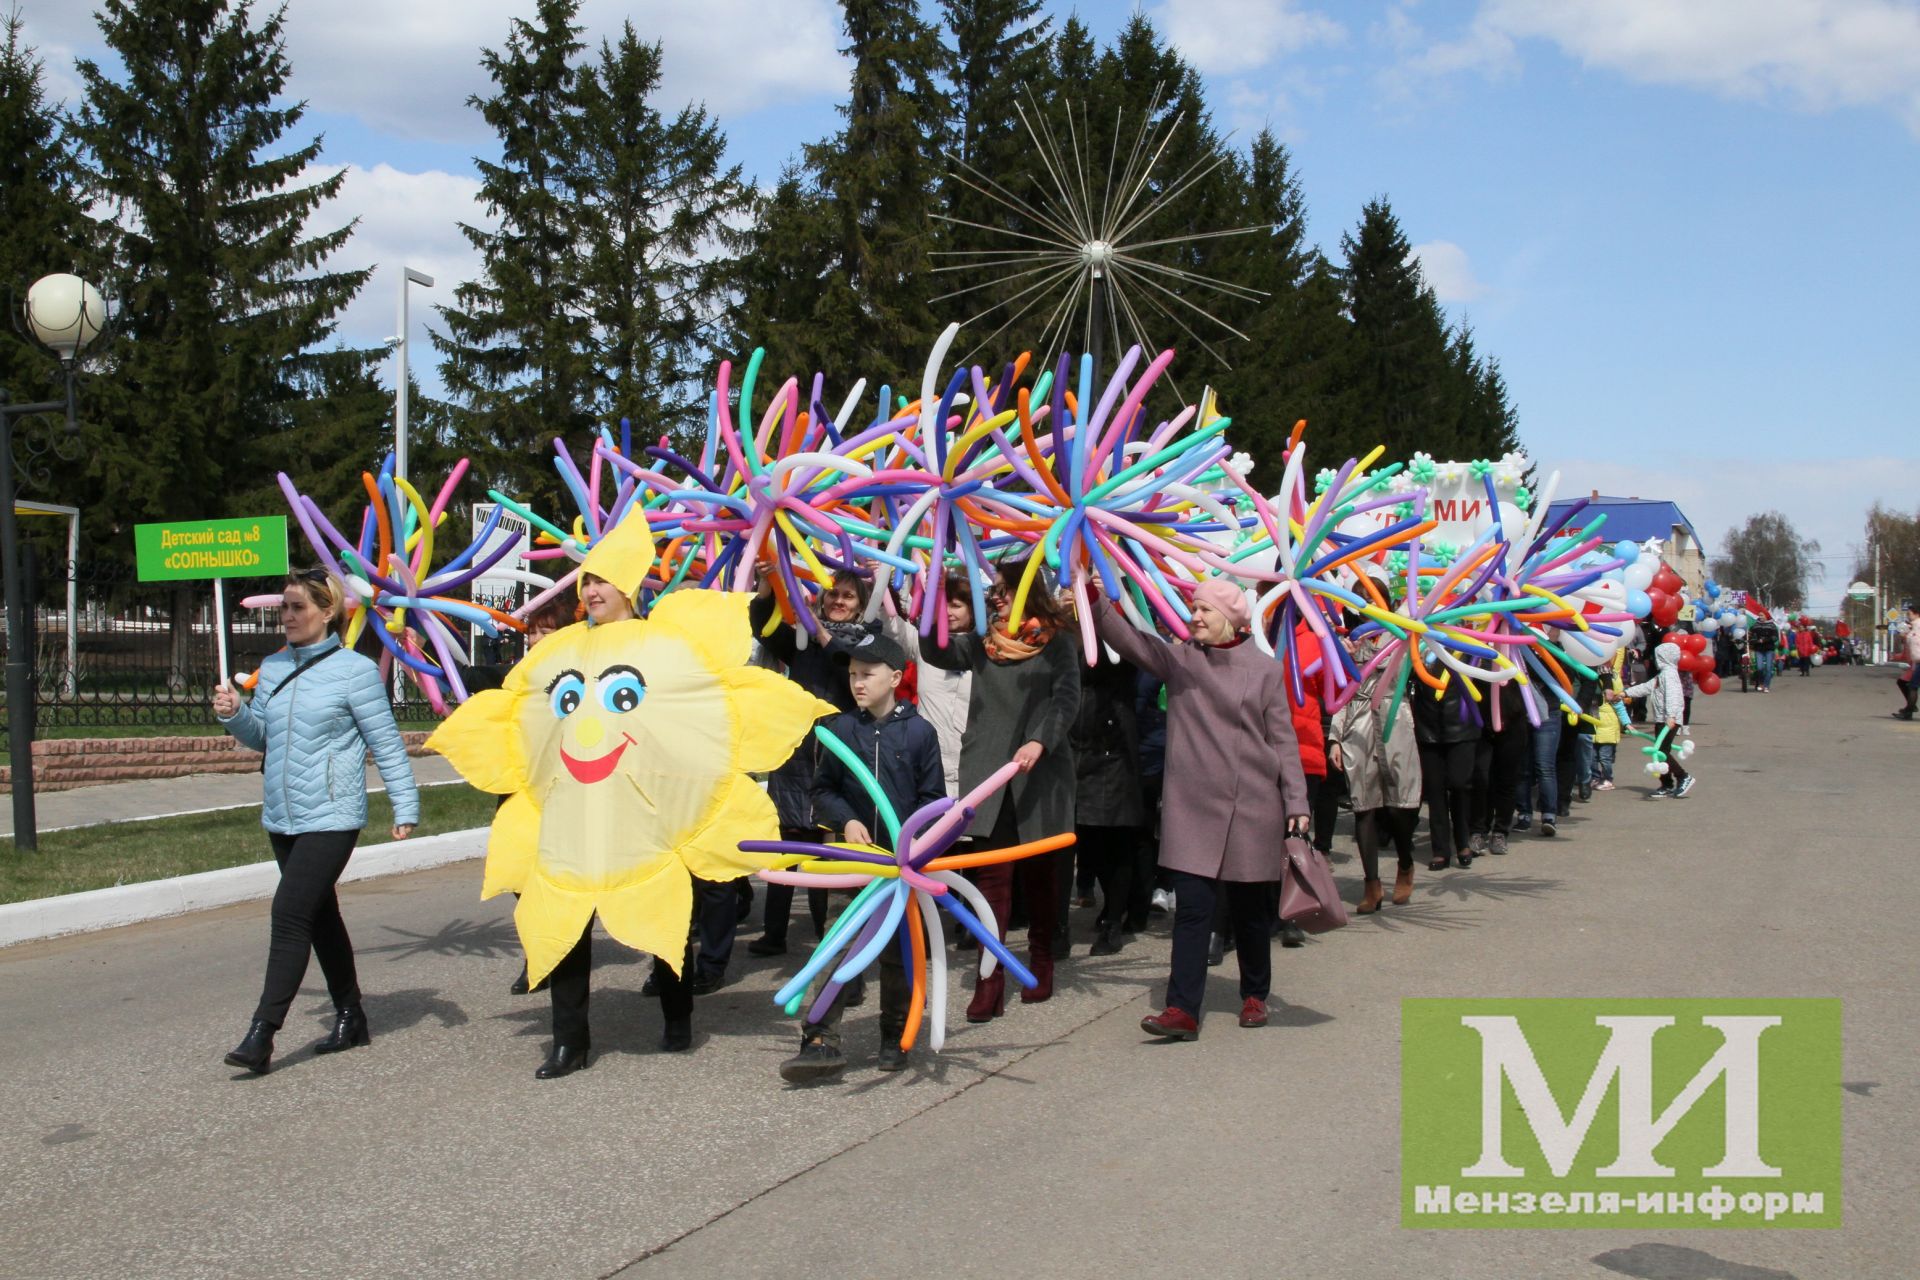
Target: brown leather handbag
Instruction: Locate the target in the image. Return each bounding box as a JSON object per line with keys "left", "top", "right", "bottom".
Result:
{"left": 1279, "top": 837, "right": 1349, "bottom": 933}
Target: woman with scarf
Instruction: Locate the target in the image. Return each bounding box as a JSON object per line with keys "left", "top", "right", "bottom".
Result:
{"left": 1093, "top": 577, "right": 1309, "bottom": 1041}
{"left": 922, "top": 559, "right": 1080, "bottom": 1019}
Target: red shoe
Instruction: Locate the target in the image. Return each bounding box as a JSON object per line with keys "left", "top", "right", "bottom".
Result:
{"left": 966, "top": 972, "right": 1005, "bottom": 1023}
{"left": 1019, "top": 958, "right": 1054, "bottom": 1004}
{"left": 1140, "top": 1007, "right": 1199, "bottom": 1040}
{"left": 1239, "top": 997, "right": 1269, "bottom": 1028}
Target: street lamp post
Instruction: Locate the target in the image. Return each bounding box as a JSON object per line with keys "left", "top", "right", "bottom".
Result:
{"left": 393, "top": 267, "right": 434, "bottom": 483}
{"left": 3, "top": 273, "right": 107, "bottom": 852}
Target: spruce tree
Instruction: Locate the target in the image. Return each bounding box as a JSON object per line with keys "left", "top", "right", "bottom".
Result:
{"left": 0, "top": 8, "right": 94, "bottom": 422}
{"left": 802, "top": 0, "right": 953, "bottom": 383}
{"left": 1337, "top": 198, "right": 1454, "bottom": 462}
{"left": 434, "top": 0, "right": 593, "bottom": 510}
{"left": 570, "top": 23, "right": 747, "bottom": 452}
{"left": 69, "top": 0, "right": 371, "bottom": 677}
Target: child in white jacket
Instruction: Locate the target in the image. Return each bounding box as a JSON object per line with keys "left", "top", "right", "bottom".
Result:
{"left": 1615, "top": 641, "right": 1692, "bottom": 798}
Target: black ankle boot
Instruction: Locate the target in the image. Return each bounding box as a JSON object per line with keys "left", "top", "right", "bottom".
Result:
{"left": 660, "top": 1018, "right": 692, "bottom": 1053}
{"left": 1088, "top": 923, "right": 1123, "bottom": 956}
{"left": 535, "top": 1043, "right": 590, "bottom": 1079}
{"left": 224, "top": 1019, "right": 275, "bottom": 1075}
{"left": 313, "top": 1004, "right": 370, "bottom": 1055}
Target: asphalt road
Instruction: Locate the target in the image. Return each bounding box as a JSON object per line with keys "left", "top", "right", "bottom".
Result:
{"left": 0, "top": 662, "right": 1910, "bottom": 1279}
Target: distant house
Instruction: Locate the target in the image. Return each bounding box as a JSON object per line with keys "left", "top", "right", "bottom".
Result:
{"left": 1546, "top": 493, "right": 1708, "bottom": 596}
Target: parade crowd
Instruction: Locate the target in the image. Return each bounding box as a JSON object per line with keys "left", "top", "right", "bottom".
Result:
{"left": 206, "top": 558, "right": 1785, "bottom": 1083}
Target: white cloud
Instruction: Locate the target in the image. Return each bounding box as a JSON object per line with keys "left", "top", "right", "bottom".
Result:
{"left": 1153, "top": 0, "right": 1345, "bottom": 76}
{"left": 1415, "top": 0, "right": 1920, "bottom": 132}
{"left": 1541, "top": 454, "right": 1920, "bottom": 607}
{"left": 301, "top": 163, "right": 493, "bottom": 364}
{"left": 20, "top": 0, "right": 849, "bottom": 142}
{"left": 1410, "top": 240, "right": 1488, "bottom": 302}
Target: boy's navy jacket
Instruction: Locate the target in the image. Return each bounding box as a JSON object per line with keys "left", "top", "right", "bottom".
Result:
{"left": 810, "top": 702, "right": 945, "bottom": 849}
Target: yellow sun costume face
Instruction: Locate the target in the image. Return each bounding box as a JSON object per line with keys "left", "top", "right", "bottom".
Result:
{"left": 427, "top": 516, "right": 831, "bottom": 984}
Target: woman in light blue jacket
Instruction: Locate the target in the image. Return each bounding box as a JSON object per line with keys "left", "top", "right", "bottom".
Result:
{"left": 213, "top": 567, "right": 420, "bottom": 1074}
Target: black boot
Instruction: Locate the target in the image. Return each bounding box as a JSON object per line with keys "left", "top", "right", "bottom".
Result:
{"left": 1088, "top": 921, "right": 1123, "bottom": 956}
{"left": 313, "top": 1004, "right": 370, "bottom": 1055}
{"left": 509, "top": 963, "right": 530, "bottom": 995}
{"left": 660, "top": 1018, "right": 692, "bottom": 1053}
{"left": 224, "top": 1020, "right": 275, "bottom": 1075}
{"left": 535, "top": 1043, "right": 590, "bottom": 1079}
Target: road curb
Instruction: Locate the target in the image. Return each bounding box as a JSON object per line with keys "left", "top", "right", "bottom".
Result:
{"left": 0, "top": 826, "right": 488, "bottom": 949}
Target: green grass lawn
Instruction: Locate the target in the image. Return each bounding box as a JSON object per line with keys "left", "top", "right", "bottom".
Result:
{"left": 0, "top": 782, "right": 497, "bottom": 904}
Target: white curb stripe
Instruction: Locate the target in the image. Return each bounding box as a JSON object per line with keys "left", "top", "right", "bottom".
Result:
{"left": 0, "top": 826, "right": 488, "bottom": 949}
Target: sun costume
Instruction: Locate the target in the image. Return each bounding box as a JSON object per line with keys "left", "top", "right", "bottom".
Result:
{"left": 427, "top": 514, "right": 833, "bottom": 987}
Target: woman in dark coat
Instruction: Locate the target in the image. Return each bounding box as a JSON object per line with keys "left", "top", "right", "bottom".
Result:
{"left": 1412, "top": 652, "right": 1478, "bottom": 870}
{"left": 1093, "top": 578, "right": 1309, "bottom": 1041}
{"left": 1071, "top": 648, "right": 1142, "bottom": 956}
{"left": 747, "top": 571, "right": 878, "bottom": 956}
{"left": 923, "top": 559, "right": 1080, "bottom": 1018}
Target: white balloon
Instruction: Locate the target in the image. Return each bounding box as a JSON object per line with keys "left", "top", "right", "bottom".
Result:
{"left": 1623, "top": 562, "right": 1655, "bottom": 592}
{"left": 1698, "top": 616, "right": 1719, "bottom": 634}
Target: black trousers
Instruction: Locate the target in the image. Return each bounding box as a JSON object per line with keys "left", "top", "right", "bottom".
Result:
{"left": 1554, "top": 720, "right": 1581, "bottom": 814}
{"left": 1418, "top": 740, "right": 1475, "bottom": 858}
{"left": 693, "top": 876, "right": 742, "bottom": 979}
{"left": 760, "top": 826, "right": 828, "bottom": 945}
{"left": 1475, "top": 724, "right": 1531, "bottom": 835}
{"left": 254, "top": 829, "right": 361, "bottom": 1028}
{"left": 549, "top": 907, "right": 698, "bottom": 1050}
{"left": 1354, "top": 807, "right": 1419, "bottom": 881}
{"left": 1165, "top": 869, "right": 1271, "bottom": 1017}
{"left": 1077, "top": 824, "right": 1142, "bottom": 931}
{"left": 1309, "top": 770, "right": 1340, "bottom": 854}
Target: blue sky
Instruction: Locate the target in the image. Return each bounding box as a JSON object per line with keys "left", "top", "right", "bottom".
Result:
{"left": 23, "top": 0, "right": 1920, "bottom": 608}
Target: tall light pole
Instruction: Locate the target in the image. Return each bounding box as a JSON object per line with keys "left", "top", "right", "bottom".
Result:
{"left": 393, "top": 266, "right": 434, "bottom": 482}
{"left": 4, "top": 273, "right": 107, "bottom": 852}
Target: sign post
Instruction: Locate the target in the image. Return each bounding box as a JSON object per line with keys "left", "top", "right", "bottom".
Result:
{"left": 134, "top": 515, "right": 289, "bottom": 685}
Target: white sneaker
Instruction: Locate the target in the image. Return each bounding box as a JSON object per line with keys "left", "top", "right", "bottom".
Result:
{"left": 1150, "top": 888, "right": 1174, "bottom": 914}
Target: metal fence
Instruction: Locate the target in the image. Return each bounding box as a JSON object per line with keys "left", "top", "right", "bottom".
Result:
{"left": 0, "top": 556, "right": 528, "bottom": 735}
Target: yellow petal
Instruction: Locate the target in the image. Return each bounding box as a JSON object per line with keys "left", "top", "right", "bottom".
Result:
{"left": 579, "top": 508, "right": 655, "bottom": 597}
{"left": 426, "top": 688, "right": 528, "bottom": 794}
{"left": 722, "top": 663, "right": 838, "bottom": 773}
{"left": 481, "top": 791, "right": 540, "bottom": 899}
{"left": 677, "top": 771, "right": 783, "bottom": 883}
{"left": 516, "top": 873, "right": 599, "bottom": 989}
{"left": 592, "top": 858, "right": 695, "bottom": 977}
{"left": 648, "top": 589, "right": 752, "bottom": 669}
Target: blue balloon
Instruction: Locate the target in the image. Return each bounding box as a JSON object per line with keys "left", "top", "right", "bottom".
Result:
{"left": 1626, "top": 589, "right": 1653, "bottom": 618}
{"left": 1614, "top": 540, "right": 1641, "bottom": 565}
{"left": 1706, "top": 580, "right": 1721, "bottom": 599}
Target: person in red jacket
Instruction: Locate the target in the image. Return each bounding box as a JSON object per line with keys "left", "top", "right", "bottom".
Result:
{"left": 1794, "top": 622, "right": 1818, "bottom": 677}
{"left": 1277, "top": 624, "right": 1328, "bottom": 948}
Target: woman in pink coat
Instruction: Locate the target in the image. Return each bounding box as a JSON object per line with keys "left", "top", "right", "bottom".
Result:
{"left": 1093, "top": 578, "right": 1310, "bottom": 1040}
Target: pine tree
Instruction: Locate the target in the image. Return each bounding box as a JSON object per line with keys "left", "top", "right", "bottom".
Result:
{"left": 1337, "top": 198, "right": 1454, "bottom": 462}
{"left": 726, "top": 168, "right": 839, "bottom": 389}
{"left": 434, "top": 0, "right": 593, "bottom": 510}
{"left": 0, "top": 8, "right": 94, "bottom": 423}
{"left": 570, "top": 23, "right": 747, "bottom": 453}
{"left": 69, "top": 0, "right": 372, "bottom": 677}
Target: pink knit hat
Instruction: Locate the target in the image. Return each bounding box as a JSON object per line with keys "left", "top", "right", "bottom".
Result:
{"left": 1191, "top": 578, "right": 1251, "bottom": 632}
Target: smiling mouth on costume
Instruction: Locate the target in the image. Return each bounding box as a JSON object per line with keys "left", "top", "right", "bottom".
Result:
{"left": 560, "top": 734, "right": 633, "bottom": 785}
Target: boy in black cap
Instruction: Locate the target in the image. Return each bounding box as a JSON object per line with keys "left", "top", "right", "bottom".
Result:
{"left": 779, "top": 632, "right": 944, "bottom": 1082}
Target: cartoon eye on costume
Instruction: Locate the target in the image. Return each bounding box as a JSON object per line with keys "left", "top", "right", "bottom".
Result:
{"left": 598, "top": 665, "right": 645, "bottom": 713}
{"left": 547, "top": 670, "right": 586, "bottom": 718}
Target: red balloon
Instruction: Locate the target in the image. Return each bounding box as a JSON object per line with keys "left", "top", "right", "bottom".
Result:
{"left": 1652, "top": 565, "right": 1684, "bottom": 596}
{"left": 1649, "top": 592, "right": 1682, "bottom": 627}
{"left": 1697, "top": 671, "right": 1722, "bottom": 695}
{"left": 1683, "top": 633, "right": 1709, "bottom": 654}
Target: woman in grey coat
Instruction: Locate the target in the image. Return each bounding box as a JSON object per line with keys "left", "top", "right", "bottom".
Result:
{"left": 922, "top": 559, "right": 1079, "bottom": 1019}
{"left": 1093, "top": 578, "right": 1309, "bottom": 1041}
{"left": 1329, "top": 629, "right": 1424, "bottom": 914}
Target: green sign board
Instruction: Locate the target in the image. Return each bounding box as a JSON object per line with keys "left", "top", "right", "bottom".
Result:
{"left": 134, "top": 516, "right": 289, "bottom": 582}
